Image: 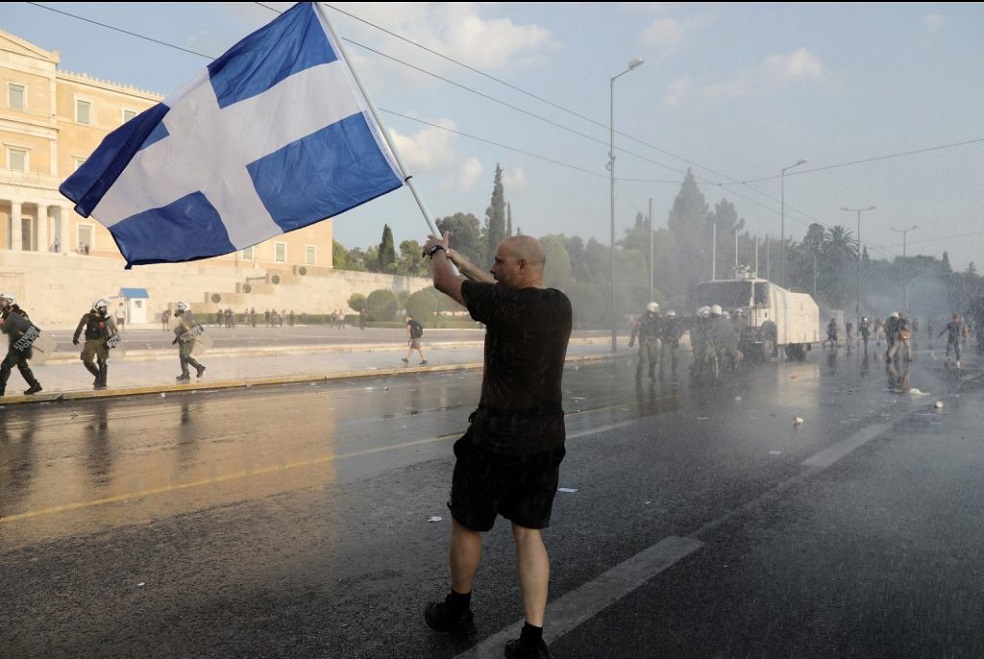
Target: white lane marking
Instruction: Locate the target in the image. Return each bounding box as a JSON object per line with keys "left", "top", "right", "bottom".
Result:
{"left": 454, "top": 535, "right": 703, "bottom": 659}
{"left": 800, "top": 423, "right": 893, "bottom": 468}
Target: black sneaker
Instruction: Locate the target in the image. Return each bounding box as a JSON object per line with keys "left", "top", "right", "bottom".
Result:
{"left": 401, "top": 357, "right": 409, "bottom": 363}
{"left": 420, "top": 360, "right": 428, "bottom": 365}
{"left": 196, "top": 365, "right": 206, "bottom": 378}
{"left": 24, "top": 383, "right": 42, "bottom": 395}
{"left": 176, "top": 374, "right": 191, "bottom": 382}
{"left": 424, "top": 600, "right": 476, "bottom": 638}
{"left": 505, "top": 638, "right": 552, "bottom": 659}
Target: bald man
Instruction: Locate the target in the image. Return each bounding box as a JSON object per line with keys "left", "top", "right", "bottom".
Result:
{"left": 422, "top": 232, "right": 572, "bottom": 659}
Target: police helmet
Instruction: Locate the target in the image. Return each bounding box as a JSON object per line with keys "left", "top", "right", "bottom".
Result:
{"left": 697, "top": 306, "right": 710, "bottom": 319}
{"left": 646, "top": 302, "right": 659, "bottom": 314}
{"left": 92, "top": 298, "right": 109, "bottom": 313}
{"left": 0, "top": 292, "right": 15, "bottom": 306}
{"left": 175, "top": 301, "right": 189, "bottom": 313}
{"left": 889, "top": 311, "right": 899, "bottom": 319}
{"left": 710, "top": 304, "right": 723, "bottom": 316}
{"left": 862, "top": 316, "right": 868, "bottom": 322}
{"left": 666, "top": 310, "right": 676, "bottom": 317}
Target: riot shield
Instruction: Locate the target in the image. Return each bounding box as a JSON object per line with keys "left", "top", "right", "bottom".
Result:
{"left": 25, "top": 329, "right": 57, "bottom": 365}
{"left": 190, "top": 327, "right": 212, "bottom": 356}
{"left": 106, "top": 332, "right": 127, "bottom": 361}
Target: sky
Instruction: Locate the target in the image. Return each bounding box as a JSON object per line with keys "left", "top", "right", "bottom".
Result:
{"left": 3, "top": 2, "right": 983, "bottom": 272}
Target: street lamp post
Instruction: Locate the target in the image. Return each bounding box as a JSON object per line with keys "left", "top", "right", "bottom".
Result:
{"left": 648, "top": 197, "right": 654, "bottom": 302}
{"left": 891, "top": 224, "right": 919, "bottom": 310}
{"left": 890, "top": 224, "right": 918, "bottom": 258}
{"left": 780, "top": 159, "right": 807, "bottom": 288}
{"left": 610, "top": 56, "right": 644, "bottom": 353}
{"left": 841, "top": 205, "right": 876, "bottom": 336}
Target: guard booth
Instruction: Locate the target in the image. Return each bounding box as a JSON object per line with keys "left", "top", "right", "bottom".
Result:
{"left": 118, "top": 288, "right": 150, "bottom": 324}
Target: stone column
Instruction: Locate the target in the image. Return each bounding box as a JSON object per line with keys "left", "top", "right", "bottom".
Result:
{"left": 60, "top": 206, "right": 71, "bottom": 254}
{"left": 38, "top": 205, "right": 50, "bottom": 252}
{"left": 10, "top": 201, "right": 22, "bottom": 250}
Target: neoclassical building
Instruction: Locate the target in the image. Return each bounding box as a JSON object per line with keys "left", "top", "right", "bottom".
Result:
{"left": 0, "top": 30, "right": 423, "bottom": 326}
{"left": 0, "top": 29, "right": 334, "bottom": 268}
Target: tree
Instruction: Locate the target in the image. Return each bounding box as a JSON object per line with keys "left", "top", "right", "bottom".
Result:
{"left": 483, "top": 164, "right": 507, "bottom": 265}
{"left": 822, "top": 225, "right": 857, "bottom": 308}
{"left": 395, "top": 239, "right": 427, "bottom": 277}
{"left": 377, "top": 224, "right": 396, "bottom": 273}
{"left": 710, "top": 198, "right": 745, "bottom": 280}
{"left": 347, "top": 293, "right": 367, "bottom": 312}
{"left": 350, "top": 246, "right": 371, "bottom": 272}
{"left": 366, "top": 289, "right": 398, "bottom": 321}
{"left": 361, "top": 245, "right": 379, "bottom": 272}
{"left": 436, "top": 212, "right": 484, "bottom": 267}
{"left": 581, "top": 238, "right": 611, "bottom": 286}
{"left": 567, "top": 282, "right": 606, "bottom": 326}
{"left": 565, "top": 235, "right": 588, "bottom": 281}
{"left": 619, "top": 247, "right": 652, "bottom": 311}
{"left": 789, "top": 223, "right": 826, "bottom": 296}
{"left": 332, "top": 240, "right": 349, "bottom": 269}
{"left": 667, "top": 168, "right": 713, "bottom": 298}
{"left": 405, "top": 288, "right": 439, "bottom": 321}
{"left": 541, "top": 235, "right": 573, "bottom": 290}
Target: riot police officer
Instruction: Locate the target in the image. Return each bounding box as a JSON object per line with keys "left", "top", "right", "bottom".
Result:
{"left": 859, "top": 316, "right": 871, "bottom": 351}
{"left": 0, "top": 292, "right": 43, "bottom": 396}
{"left": 72, "top": 299, "right": 117, "bottom": 390}
{"left": 629, "top": 302, "right": 661, "bottom": 380}
{"left": 658, "top": 309, "right": 682, "bottom": 377}
{"left": 172, "top": 301, "right": 207, "bottom": 381}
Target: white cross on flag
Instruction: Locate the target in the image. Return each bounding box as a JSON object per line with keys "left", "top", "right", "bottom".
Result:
{"left": 60, "top": 2, "right": 404, "bottom": 268}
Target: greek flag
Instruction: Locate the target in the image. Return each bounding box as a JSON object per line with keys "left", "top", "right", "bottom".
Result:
{"left": 59, "top": 2, "right": 404, "bottom": 267}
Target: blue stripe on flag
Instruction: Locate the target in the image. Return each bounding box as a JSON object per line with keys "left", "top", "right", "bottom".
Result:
{"left": 60, "top": 103, "right": 170, "bottom": 217}
{"left": 112, "top": 192, "right": 235, "bottom": 266}
{"left": 58, "top": 1, "right": 404, "bottom": 268}
{"left": 209, "top": 2, "right": 338, "bottom": 109}
{"left": 251, "top": 113, "right": 403, "bottom": 231}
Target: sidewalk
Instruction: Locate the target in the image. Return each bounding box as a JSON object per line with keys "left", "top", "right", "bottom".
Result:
{"left": 0, "top": 329, "right": 620, "bottom": 405}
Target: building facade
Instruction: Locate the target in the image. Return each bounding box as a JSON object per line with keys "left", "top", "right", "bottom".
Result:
{"left": 0, "top": 30, "right": 430, "bottom": 326}
{"left": 0, "top": 29, "right": 334, "bottom": 271}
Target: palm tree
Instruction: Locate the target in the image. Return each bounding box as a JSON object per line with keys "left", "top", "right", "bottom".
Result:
{"left": 820, "top": 225, "right": 856, "bottom": 308}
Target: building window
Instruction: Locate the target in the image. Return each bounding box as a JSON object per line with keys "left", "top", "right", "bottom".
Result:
{"left": 8, "top": 83, "right": 25, "bottom": 111}
{"left": 7, "top": 147, "right": 27, "bottom": 172}
{"left": 122, "top": 108, "right": 137, "bottom": 124}
{"left": 76, "top": 99, "right": 92, "bottom": 125}
{"left": 78, "top": 224, "right": 93, "bottom": 254}
{"left": 274, "top": 242, "right": 287, "bottom": 263}
{"left": 305, "top": 245, "right": 316, "bottom": 265}
{"left": 241, "top": 246, "right": 254, "bottom": 260}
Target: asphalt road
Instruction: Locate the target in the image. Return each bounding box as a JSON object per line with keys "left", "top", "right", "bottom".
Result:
{"left": 2, "top": 341, "right": 983, "bottom": 658}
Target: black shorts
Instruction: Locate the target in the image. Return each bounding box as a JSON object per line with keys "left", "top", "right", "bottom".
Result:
{"left": 448, "top": 432, "right": 565, "bottom": 532}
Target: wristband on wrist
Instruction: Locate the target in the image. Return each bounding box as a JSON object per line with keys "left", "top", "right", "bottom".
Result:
{"left": 427, "top": 244, "right": 446, "bottom": 259}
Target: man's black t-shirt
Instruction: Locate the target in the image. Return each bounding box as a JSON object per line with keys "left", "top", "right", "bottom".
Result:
{"left": 461, "top": 280, "right": 573, "bottom": 455}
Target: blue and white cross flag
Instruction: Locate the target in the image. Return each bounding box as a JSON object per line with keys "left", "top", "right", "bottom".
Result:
{"left": 60, "top": 2, "right": 405, "bottom": 268}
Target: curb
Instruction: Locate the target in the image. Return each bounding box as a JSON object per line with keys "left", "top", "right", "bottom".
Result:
{"left": 1, "top": 348, "right": 624, "bottom": 406}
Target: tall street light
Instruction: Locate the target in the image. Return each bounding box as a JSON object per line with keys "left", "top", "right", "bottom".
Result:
{"left": 842, "top": 205, "right": 876, "bottom": 336}
{"left": 890, "top": 224, "right": 919, "bottom": 257}
{"left": 609, "top": 55, "right": 644, "bottom": 353}
{"left": 780, "top": 159, "right": 807, "bottom": 289}
{"left": 891, "top": 224, "right": 919, "bottom": 311}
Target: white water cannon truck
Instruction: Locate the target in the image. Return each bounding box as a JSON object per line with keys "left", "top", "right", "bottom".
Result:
{"left": 695, "top": 274, "right": 820, "bottom": 362}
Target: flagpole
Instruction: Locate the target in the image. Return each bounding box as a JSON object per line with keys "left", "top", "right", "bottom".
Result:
{"left": 316, "top": 3, "right": 439, "bottom": 238}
